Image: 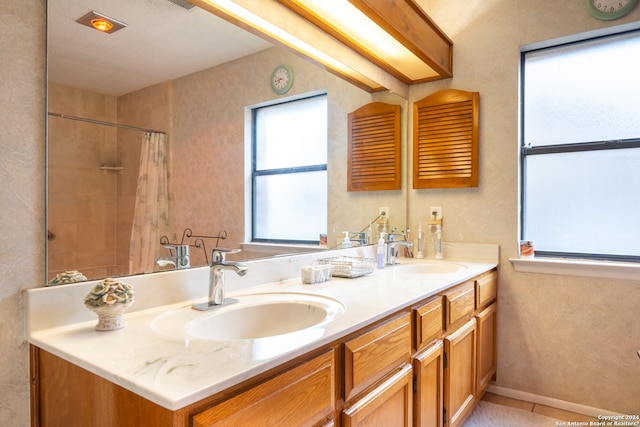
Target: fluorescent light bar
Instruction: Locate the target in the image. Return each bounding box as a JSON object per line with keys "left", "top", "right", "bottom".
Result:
{"left": 199, "top": 0, "right": 384, "bottom": 91}
{"left": 295, "top": 0, "right": 438, "bottom": 81}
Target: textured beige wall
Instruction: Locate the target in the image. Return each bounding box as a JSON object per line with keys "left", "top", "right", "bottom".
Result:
{"left": 5, "top": 0, "right": 640, "bottom": 425}
{"left": 170, "top": 47, "right": 407, "bottom": 258}
{"left": 0, "top": 1, "right": 46, "bottom": 425}
{"left": 412, "top": 0, "right": 640, "bottom": 413}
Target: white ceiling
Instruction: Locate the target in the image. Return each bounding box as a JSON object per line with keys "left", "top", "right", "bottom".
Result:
{"left": 48, "top": 0, "right": 274, "bottom": 96}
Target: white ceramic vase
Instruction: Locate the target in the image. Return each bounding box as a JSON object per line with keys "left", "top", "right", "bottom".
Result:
{"left": 86, "top": 302, "right": 133, "bottom": 331}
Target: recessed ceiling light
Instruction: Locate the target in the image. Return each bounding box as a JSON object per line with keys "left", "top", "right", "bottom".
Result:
{"left": 76, "top": 11, "right": 127, "bottom": 34}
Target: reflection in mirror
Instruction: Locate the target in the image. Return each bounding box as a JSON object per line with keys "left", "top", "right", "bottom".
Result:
{"left": 46, "top": 0, "right": 407, "bottom": 285}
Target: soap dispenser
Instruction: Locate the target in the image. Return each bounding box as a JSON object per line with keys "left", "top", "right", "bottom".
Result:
{"left": 377, "top": 233, "right": 386, "bottom": 269}
{"left": 342, "top": 231, "right": 352, "bottom": 248}
{"left": 416, "top": 219, "right": 424, "bottom": 259}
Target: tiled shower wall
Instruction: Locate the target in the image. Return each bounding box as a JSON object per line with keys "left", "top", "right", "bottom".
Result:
{"left": 48, "top": 83, "right": 131, "bottom": 280}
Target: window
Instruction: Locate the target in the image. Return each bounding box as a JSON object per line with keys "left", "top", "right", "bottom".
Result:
{"left": 252, "top": 94, "right": 327, "bottom": 243}
{"left": 521, "top": 29, "right": 640, "bottom": 262}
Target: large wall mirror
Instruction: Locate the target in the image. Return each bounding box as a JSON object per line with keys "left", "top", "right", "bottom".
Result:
{"left": 46, "top": 0, "right": 408, "bottom": 285}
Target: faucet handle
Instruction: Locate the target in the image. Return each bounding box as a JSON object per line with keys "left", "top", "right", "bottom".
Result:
{"left": 211, "top": 248, "right": 241, "bottom": 264}
{"left": 162, "top": 243, "right": 190, "bottom": 257}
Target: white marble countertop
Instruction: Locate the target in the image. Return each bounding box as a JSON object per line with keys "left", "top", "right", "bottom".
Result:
{"left": 24, "top": 244, "right": 498, "bottom": 411}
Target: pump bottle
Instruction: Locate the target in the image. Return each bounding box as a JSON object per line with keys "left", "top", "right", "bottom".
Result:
{"left": 416, "top": 219, "right": 424, "bottom": 259}
{"left": 377, "top": 233, "right": 386, "bottom": 269}
{"left": 342, "top": 231, "right": 352, "bottom": 248}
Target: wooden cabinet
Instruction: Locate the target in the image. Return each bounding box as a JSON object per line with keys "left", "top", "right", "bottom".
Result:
{"left": 192, "top": 350, "right": 336, "bottom": 427}
{"left": 474, "top": 269, "right": 498, "bottom": 400}
{"left": 443, "top": 318, "right": 477, "bottom": 427}
{"left": 475, "top": 302, "right": 497, "bottom": 398}
{"left": 343, "top": 311, "right": 412, "bottom": 401}
{"left": 475, "top": 270, "right": 497, "bottom": 311}
{"left": 342, "top": 364, "right": 413, "bottom": 427}
{"left": 412, "top": 296, "right": 444, "bottom": 427}
{"left": 31, "top": 268, "right": 498, "bottom": 427}
{"left": 31, "top": 347, "right": 182, "bottom": 427}
{"left": 342, "top": 312, "right": 412, "bottom": 425}
{"left": 443, "top": 280, "right": 475, "bottom": 330}
{"left": 437, "top": 268, "right": 498, "bottom": 427}
{"left": 414, "top": 296, "right": 443, "bottom": 351}
{"left": 413, "top": 341, "right": 444, "bottom": 427}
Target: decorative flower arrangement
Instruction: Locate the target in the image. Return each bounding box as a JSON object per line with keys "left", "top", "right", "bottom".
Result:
{"left": 84, "top": 278, "right": 135, "bottom": 331}
{"left": 49, "top": 270, "right": 87, "bottom": 285}
{"left": 84, "top": 278, "right": 135, "bottom": 307}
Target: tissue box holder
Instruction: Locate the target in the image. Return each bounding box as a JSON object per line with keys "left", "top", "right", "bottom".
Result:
{"left": 301, "top": 264, "right": 332, "bottom": 284}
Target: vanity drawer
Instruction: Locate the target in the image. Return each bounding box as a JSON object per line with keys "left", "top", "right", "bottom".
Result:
{"left": 192, "top": 350, "right": 336, "bottom": 427}
{"left": 414, "top": 296, "right": 443, "bottom": 351}
{"left": 444, "top": 280, "right": 475, "bottom": 330}
{"left": 344, "top": 311, "right": 412, "bottom": 401}
{"left": 475, "top": 270, "right": 497, "bottom": 310}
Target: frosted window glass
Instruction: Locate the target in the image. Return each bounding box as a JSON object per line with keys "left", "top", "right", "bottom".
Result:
{"left": 254, "top": 171, "right": 327, "bottom": 241}
{"left": 252, "top": 94, "right": 327, "bottom": 242}
{"left": 522, "top": 30, "right": 640, "bottom": 260}
{"left": 524, "top": 148, "right": 640, "bottom": 257}
{"left": 255, "top": 96, "right": 327, "bottom": 170}
{"left": 524, "top": 31, "right": 640, "bottom": 146}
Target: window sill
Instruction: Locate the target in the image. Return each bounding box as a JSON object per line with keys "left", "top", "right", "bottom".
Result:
{"left": 241, "top": 242, "right": 324, "bottom": 256}
{"left": 509, "top": 257, "right": 640, "bottom": 281}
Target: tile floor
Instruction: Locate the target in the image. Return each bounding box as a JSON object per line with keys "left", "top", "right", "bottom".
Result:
{"left": 482, "top": 392, "right": 599, "bottom": 423}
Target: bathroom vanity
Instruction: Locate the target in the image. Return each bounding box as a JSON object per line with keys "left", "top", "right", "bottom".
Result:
{"left": 26, "top": 245, "right": 498, "bottom": 427}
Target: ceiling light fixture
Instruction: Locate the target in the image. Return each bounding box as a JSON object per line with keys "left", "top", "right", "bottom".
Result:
{"left": 188, "top": 0, "right": 451, "bottom": 94}
{"left": 278, "top": 0, "right": 453, "bottom": 85}
{"left": 91, "top": 19, "right": 113, "bottom": 32}
{"left": 193, "top": 0, "right": 389, "bottom": 93}
{"left": 76, "top": 11, "right": 127, "bottom": 34}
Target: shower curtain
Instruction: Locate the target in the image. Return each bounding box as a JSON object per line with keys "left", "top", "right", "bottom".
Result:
{"left": 129, "top": 132, "right": 170, "bottom": 274}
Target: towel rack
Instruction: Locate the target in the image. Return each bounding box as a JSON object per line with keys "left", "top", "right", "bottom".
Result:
{"left": 99, "top": 166, "right": 124, "bottom": 174}
{"left": 160, "top": 228, "right": 228, "bottom": 264}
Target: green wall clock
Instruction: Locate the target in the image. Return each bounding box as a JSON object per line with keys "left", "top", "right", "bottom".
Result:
{"left": 271, "top": 65, "right": 294, "bottom": 94}
{"left": 586, "top": 0, "right": 638, "bottom": 20}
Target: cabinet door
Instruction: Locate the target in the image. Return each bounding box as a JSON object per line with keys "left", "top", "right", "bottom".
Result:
{"left": 33, "top": 347, "right": 179, "bottom": 427}
{"left": 413, "top": 340, "right": 444, "bottom": 427}
{"left": 414, "top": 296, "right": 443, "bottom": 351}
{"left": 342, "top": 363, "right": 413, "bottom": 427}
{"left": 443, "top": 318, "right": 477, "bottom": 427}
{"left": 444, "top": 281, "right": 475, "bottom": 330}
{"left": 192, "top": 350, "right": 335, "bottom": 427}
{"left": 476, "top": 302, "right": 497, "bottom": 398}
{"left": 475, "top": 270, "right": 497, "bottom": 311}
{"left": 344, "top": 312, "right": 412, "bottom": 401}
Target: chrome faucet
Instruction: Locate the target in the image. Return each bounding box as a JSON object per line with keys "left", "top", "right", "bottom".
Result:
{"left": 192, "top": 248, "right": 248, "bottom": 311}
{"left": 155, "top": 244, "right": 190, "bottom": 269}
{"left": 387, "top": 241, "right": 413, "bottom": 265}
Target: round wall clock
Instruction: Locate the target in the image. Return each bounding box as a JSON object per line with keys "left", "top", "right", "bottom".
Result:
{"left": 271, "top": 65, "right": 293, "bottom": 94}
{"left": 586, "top": 0, "right": 638, "bottom": 20}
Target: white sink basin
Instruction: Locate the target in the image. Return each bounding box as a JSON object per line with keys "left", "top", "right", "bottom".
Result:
{"left": 188, "top": 295, "right": 342, "bottom": 340}
{"left": 151, "top": 292, "right": 344, "bottom": 342}
{"left": 396, "top": 261, "right": 467, "bottom": 275}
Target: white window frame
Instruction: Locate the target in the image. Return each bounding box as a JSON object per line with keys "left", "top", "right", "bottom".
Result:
{"left": 243, "top": 91, "right": 327, "bottom": 245}
{"left": 513, "top": 22, "right": 640, "bottom": 280}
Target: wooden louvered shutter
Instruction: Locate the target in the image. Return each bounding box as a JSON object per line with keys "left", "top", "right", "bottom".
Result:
{"left": 413, "top": 89, "right": 479, "bottom": 189}
{"left": 348, "top": 102, "right": 401, "bottom": 192}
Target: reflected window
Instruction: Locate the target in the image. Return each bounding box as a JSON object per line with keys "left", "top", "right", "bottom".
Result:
{"left": 252, "top": 94, "right": 327, "bottom": 243}
{"left": 520, "top": 29, "right": 640, "bottom": 261}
